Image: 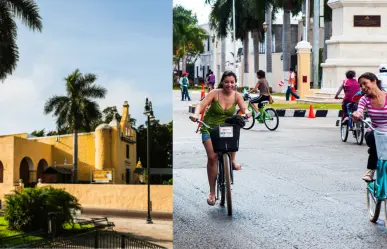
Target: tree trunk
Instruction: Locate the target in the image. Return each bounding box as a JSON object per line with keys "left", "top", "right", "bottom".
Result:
{"left": 266, "top": 5, "right": 273, "bottom": 88}
{"left": 221, "top": 38, "right": 226, "bottom": 72}
{"left": 243, "top": 32, "right": 249, "bottom": 88}
{"left": 312, "top": 0, "right": 320, "bottom": 88}
{"left": 282, "top": 9, "right": 291, "bottom": 93}
{"left": 252, "top": 30, "right": 259, "bottom": 73}
{"left": 73, "top": 131, "right": 78, "bottom": 183}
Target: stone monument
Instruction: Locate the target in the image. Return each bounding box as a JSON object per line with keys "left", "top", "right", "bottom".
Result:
{"left": 321, "top": 0, "right": 387, "bottom": 92}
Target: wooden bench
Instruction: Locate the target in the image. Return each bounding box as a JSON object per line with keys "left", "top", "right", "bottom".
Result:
{"left": 90, "top": 217, "right": 115, "bottom": 231}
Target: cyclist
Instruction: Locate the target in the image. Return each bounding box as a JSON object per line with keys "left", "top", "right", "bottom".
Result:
{"left": 377, "top": 64, "right": 387, "bottom": 91}
{"left": 352, "top": 72, "right": 387, "bottom": 181}
{"left": 189, "top": 71, "right": 251, "bottom": 206}
{"left": 335, "top": 70, "right": 360, "bottom": 124}
{"left": 247, "top": 70, "right": 271, "bottom": 119}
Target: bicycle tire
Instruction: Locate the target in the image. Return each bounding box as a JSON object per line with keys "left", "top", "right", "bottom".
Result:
{"left": 341, "top": 121, "right": 348, "bottom": 142}
{"left": 237, "top": 108, "right": 255, "bottom": 130}
{"left": 263, "top": 108, "right": 279, "bottom": 131}
{"left": 354, "top": 121, "right": 364, "bottom": 145}
{"left": 367, "top": 188, "right": 381, "bottom": 222}
{"left": 218, "top": 157, "right": 225, "bottom": 207}
{"left": 223, "top": 153, "right": 232, "bottom": 216}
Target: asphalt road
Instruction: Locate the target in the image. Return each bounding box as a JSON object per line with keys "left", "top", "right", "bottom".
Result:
{"left": 173, "top": 90, "right": 387, "bottom": 249}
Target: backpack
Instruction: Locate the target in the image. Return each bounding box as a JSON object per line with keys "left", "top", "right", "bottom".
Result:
{"left": 182, "top": 77, "right": 188, "bottom": 86}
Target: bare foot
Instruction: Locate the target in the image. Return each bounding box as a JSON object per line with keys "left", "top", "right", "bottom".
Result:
{"left": 207, "top": 193, "right": 216, "bottom": 206}
{"left": 232, "top": 161, "right": 242, "bottom": 170}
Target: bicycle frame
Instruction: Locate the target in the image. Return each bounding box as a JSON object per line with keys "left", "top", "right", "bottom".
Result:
{"left": 362, "top": 120, "right": 387, "bottom": 201}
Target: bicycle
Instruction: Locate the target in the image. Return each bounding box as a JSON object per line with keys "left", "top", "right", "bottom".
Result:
{"left": 362, "top": 120, "right": 387, "bottom": 226}
{"left": 190, "top": 115, "right": 246, "bottom": 216}
{"left": 236, "top": 92, "right": 279, "bottom": 131}
{"left": 337, "top": 97, "right": 364, "bottom": 145}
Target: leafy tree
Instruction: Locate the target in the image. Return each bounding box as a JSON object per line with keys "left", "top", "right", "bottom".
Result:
{"left": 44, "top": 69, "right": 107, "bottom": 182}
{"left": 31, "top": 129, "right": 45, "bottom": 137}
{"left": 0, "top": 0, "right": 43, "bottom": 81}
{"left": 173, "top": 5, "right": 209, "bottom": 72}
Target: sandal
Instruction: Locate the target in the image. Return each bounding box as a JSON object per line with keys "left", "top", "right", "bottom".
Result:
{"left": 207, "top": 193, "right": 216, "bottom": 206}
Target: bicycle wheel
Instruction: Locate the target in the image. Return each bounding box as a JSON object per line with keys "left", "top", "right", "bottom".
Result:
{"left": 341, "top": 121, "right": 348, "bottom": 142}
{"left": 223, "top": 153, "right": 232, "bottom": 216}
{"left": 354, "top": 121, "right": 364, "bottom": 145}
{"left": 367, "top": 187, "right": 381, "bottom": 222}
{"left": 237, "top": 108, "right": 255, "bottom": 130}
{"left": 217, "top": 157, "right": 225, "bottom": 207}
{"left": 263, "top": 108, "right": 279, "bottom": 131}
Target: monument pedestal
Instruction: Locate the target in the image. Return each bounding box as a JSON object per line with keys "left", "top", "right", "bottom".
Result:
{"left": 296, "top": 41, "right": 312, "bottom": 99}
{"left": 321, "top": 0, "right": 387, "bottom": 92}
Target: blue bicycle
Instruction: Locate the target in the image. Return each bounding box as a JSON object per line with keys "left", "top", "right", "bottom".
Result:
{"left": 363, "top": 120, "right": 387, "bottom": 225}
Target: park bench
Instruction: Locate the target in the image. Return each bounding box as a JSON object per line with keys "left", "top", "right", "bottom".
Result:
{"left": 90, "top": 217, "right": 115, "bottom": 231}
{"left": 72, "top": 218, "right": 95, "bottom": 229}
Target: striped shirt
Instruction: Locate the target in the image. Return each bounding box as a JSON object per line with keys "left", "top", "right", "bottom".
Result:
{"left": 357, "top": 94, "right": 387, "bottom": 131}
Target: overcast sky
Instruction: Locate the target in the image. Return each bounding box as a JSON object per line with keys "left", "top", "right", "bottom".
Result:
{"left": 173, "top": 0, "right": 300, "bottom": 25}
{"left": 0, "top": 0, "right": 172, "bottom": 135}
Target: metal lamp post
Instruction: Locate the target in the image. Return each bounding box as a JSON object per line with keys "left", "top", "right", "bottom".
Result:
{"left": 144, "top": 98, "right": 154, "bottom": 224}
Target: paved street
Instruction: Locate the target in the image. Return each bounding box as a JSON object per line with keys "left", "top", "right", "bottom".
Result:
{"left": 173, "top": 90, "right": 387, "bottom": 249}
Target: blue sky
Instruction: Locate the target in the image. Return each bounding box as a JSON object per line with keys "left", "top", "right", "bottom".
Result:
{"left": 0, "top": 0, "right": 172, "bottom": 135}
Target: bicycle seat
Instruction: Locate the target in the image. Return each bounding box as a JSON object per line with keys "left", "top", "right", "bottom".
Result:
{"left": 261, "top": 101, "right": 269, "bottom": 105}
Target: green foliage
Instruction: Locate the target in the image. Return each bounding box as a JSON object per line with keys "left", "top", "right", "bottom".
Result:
{"left": 4, "top": 187, "right": 81, "bottom": 232}
{"left": 0, "top": 0, "right": 43, "bottom": 81}
{"left": 44, "top": 69, "right": 107, "bottom": 133}
{"left": 136, "top": 121, "right": 172, "bottom": 170}
{"left": 163, "top": 178, "right": 173, "bottom": 185}
{"left": 173, "top": 5, "right": 209, "bottom": 66}
{"left": 31, "top": 129, "right": 45, "bottom": 137}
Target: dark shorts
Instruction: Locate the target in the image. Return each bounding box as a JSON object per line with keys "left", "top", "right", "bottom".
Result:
{"left": 250, "top": 95, "right": 270, "bottom": 108}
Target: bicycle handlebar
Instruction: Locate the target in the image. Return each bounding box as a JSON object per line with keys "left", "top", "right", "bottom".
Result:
{"left": 189, "top": 114, "right": 248, "bottom": 129}
{"left": 358, "top": 119, "right": 387, "bottom": 135}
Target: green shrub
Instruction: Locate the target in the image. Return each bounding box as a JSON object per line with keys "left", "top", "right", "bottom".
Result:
{"left": 163, "top": 178, "right": 173, "bottom": 185}
{"left": 4, "top": 187, "right": 81, "bottom": 232}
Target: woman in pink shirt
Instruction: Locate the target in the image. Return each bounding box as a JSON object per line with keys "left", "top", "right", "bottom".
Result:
{"left": 352, "top": 72, "right": 387, "bottom": 181}
{"left": 335, "top": 70, "right": 360, "bottom": 123}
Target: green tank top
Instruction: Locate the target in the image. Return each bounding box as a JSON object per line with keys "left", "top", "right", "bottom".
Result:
{"left": 200, "top": 90, "right": 237, "bottom": 134}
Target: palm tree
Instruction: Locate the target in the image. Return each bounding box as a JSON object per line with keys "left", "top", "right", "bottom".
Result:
{"left": 207, "top": 0, "right": 266, "bottom": 88}
{"left": 0, "top": 0, "right": 43, "bottom": 81}
{"left": 44, "top": 69, "right": 107, "bottom": 182}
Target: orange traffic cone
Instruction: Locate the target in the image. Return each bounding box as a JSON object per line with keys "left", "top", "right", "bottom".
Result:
{"left": 307, "top": 105, "right": 315, "bottom": 118}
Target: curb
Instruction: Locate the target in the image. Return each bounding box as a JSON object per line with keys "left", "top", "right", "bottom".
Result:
{"left": 188, "top": 105, "right": 342, "bottom": 118}
{"left": 81, "top": 207, "right": 173, "bottom": 220}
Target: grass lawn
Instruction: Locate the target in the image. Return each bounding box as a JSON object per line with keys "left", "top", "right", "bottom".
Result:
{"left": 0, "top": 216, "right": 93, "bottom": 247}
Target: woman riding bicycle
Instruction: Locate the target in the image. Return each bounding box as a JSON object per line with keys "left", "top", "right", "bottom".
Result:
{"left": 335, "top": 70, "right": 360, "bottom": 123}
{"left": 189, "top": 71, "right": 251, "bottom": 205}
{"left": 352, "top": 72, "right": 387, "bottom": 181}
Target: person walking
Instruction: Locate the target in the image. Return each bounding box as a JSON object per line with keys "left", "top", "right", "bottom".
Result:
{"left": 286, "top": 68, "right": 300, "bottom": 101}
{"left": 181, "top": 72, "right": 191, "bottom": 101}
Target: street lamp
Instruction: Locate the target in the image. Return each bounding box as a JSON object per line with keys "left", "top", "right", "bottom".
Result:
{"left": 143, "top": 98, "right": 154, "bottom": 224}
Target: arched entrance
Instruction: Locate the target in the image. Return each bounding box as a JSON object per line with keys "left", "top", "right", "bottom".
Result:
{"left": 37, "top": 159, "right": 48, "bottom": 182}
{"left": 19, "top": 157, "right": 33, "bottom": 184}
{"left": 0, "top": 160, "right": 3, "bottom": 183}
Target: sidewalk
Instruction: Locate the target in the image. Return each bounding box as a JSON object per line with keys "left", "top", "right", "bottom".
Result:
{"left": 79, "top": 214, "right": 173, "bottom": 249}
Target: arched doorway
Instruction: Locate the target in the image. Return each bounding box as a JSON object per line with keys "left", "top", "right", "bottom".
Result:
{"left": 19, "top": 157, "right": 33, "bottom": 184}
{"left": 37, "top": 159, "right": 48, "bottom": 182}
{"left": 0, "top": 161, "right": 3, "bottom": 183}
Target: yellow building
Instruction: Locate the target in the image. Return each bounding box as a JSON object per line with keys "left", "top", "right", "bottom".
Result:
{"left": 0, "top": 101, "right": 137, "bottom": 186}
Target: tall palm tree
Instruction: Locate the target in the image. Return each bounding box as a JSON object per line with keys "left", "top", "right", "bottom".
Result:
{"left": 0, "top": 0, "right": 43, "bottom": 81}
{"left": 207, "top": 0, "right": 266, "bottom": 87}
{"left": 44, "top": 69, "right": 107, "bottom": 182}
